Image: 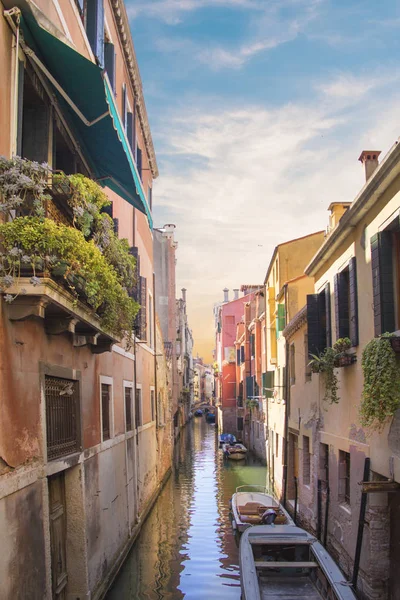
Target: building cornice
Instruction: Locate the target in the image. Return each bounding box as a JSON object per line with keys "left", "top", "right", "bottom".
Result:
{"left": 306, "top": 139, "right": 400, "bottom": 277}
{"left": 111, "top": 0, "right": 159, "bottom": 179}
{"left": 282, "top": 305, "right": 307, "bottom": 340}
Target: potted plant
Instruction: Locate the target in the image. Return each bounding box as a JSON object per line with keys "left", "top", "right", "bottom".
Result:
{"left": 308, "top": 338, "right": 354, "bottom": 404}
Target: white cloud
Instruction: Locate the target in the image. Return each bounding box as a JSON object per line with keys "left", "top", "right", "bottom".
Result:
{"left": 152, "top": 72, "right": 400, "bottom": 359}
{"left": 127, "top": 0, "right": 263, "bottom": 23}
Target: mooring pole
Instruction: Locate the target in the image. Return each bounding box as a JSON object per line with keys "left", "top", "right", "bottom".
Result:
{"left": 323, "top": 486, "right": 330, "bottom": 547}
{"left": 317, "top": 479, "right": 322, "bottom": 541}
{"left": 294, "top": 476, "right": 298, "bottom": 525}
{"left": 352, "top": 457, "right": 370, "bottom": 591}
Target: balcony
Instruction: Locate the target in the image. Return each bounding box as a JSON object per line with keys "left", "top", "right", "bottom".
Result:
{"left": 0, "top": 158, "right": 139, "bottom": 349}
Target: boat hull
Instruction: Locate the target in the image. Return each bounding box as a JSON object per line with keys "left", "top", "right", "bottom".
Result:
{"left": 231, "top": 487, "right": 294, "bottom": 533}
{"left": 240, "top": 525, "right": 357, "bottom": 600}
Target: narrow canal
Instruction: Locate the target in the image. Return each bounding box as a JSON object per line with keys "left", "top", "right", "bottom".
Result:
{"left": 106, "top": 417, "right": 268, "bottom": 599}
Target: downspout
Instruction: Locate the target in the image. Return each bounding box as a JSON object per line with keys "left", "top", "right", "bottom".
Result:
{"left": 133, "top": 336, "right": 140, "bottom": 521}
{"left": 282, "top": 283, "right": 289, "bottom": 508}
{"left": 153, "top": 272, "right": 159, "bottom": 483}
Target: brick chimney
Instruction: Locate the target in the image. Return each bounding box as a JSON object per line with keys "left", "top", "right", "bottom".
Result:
{"left": 223, "top": 288, "right": 229, "bottom": 303}
{"left": 358, "top": 150, "right": 381, "bottom": 182}
{"left": 233, "top": 288, "right": 239, "bottom": 300}
{"left": 163, "top": 223, "right": 176, "bottom": 240}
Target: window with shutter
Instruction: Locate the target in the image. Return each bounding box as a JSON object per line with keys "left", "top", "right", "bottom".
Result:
{"left": 333, "top": 259, "right": 359, "bottom": 345}
{"left": 137, "top": 147, "right": 143, "bottom": 180}
{"left": 86, "top": 0, "right": 104, "bottom": 67}
{"left": 236, "top": 348, "right": 241, "bottom": 365}
{"left": 264, "top": 370, "right": 275, "bottom": 398}
{"left": 240, "top": 345, "right": 245, "bottom": 363}
{"left": 277, "top": 303, "right": 286, "bottom": 332}
{"left": 127, "top": 112, "right": 134, "bottom": 152}
{"left": 246, "top": 376, "right": 253, "bottom": 399}
{"left": 371, "top": 231, "right": 395, "bottom": 336}
{"left": 121, "top": 83, "right": 127, "bottom": 130}
{"left": 306, "top": 286, "right": 331, "bottom": 358}
{"left": 348, "top": 257, "right": 359, "bottom": 346}
{"left": 104, "top": 42, "right": 115, "bottom": 92}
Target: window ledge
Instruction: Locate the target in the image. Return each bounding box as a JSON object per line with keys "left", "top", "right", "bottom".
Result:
{"left": 3, "top": 277, "right": 119, "bottom": 353}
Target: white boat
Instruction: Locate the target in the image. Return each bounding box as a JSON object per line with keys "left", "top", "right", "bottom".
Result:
{"left": 231, "top": 485, "right": 294, "bottom": 533}
{"left": 240, "top": 525, "right": 357, "bottom": 600}
{"left": 222, "top": 442, "right": 247, "bottom": 460}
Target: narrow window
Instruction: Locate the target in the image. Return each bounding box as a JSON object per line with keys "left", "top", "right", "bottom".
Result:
{"left": 86, "top": 0, "right": 104, "bottom": 66}
{"left": 237, "top": 417, "right": 243, "bottom": 431}
{"left": 104, "top": 42, "right": 116, "bottom": 92}
{"left": 307, "top": 284, "right": 331, "bottom": 358}
{"left": 137, "top": 146, "right": 143, "bottom": 180}
{"left": 319, "top": 443, "right": 329, "bottom": 491}
{"left": 125, "top": 386, "right": 133, "bottom": 431}
{"left": 101, "top": 383, "right": 111, "bottom": 441}
{"left": 339, "top": 450, "right": 351, "bottom": 504}
{"left": 45, "top": 376, "right": 80, "bottom": 460}
{"left": 275, "top": 432, "right": 279, "bottom": 457}
{"left": 151, "top": 389, "right": 155, "bottom": 422}
{"left": 290, "top": 343, "right": 295, "bottom": 385}
{"left": 135, "top": 387, "right": 142, "bottom": 428}
{"left": 303, "top": 435, "right": 310, "bottom": 485}
{"left": 121, "top": 83, "right": 127, "bottom": 130}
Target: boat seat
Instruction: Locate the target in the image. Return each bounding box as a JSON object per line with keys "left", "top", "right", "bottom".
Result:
{"left": 255, "top": 561, "right": 318, "bottom": 569}
{"left": 238, "top": 502, "right": 268, "bottom": 515}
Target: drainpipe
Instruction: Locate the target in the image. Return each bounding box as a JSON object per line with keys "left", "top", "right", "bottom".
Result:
{"left": 4, "top": 8, "right": 21, "bottom": 156}
{"left": 153, "top": 272, "right": 159, "bottom": 484}
{"left": 133, "top": 336, "right": 140, "bottom": 522}
{"left": 282, "top": 284, "right": 290, "bottom": 508}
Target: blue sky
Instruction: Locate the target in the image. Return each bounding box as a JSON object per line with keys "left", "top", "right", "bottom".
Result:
{"left": 126, "top": 0, "right": 400, "bottom": 360}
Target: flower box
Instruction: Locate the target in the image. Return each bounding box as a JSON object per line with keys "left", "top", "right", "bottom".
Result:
{"left": 334, "top": 353, "right": 357, "bottom": 367}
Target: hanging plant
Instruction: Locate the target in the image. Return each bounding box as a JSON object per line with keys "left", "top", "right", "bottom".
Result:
{"left": 309, "top": 338, "right": 352, "bottom": 405}
{"left": 361, "top": 333, "right": 400, "bottom": 430}
{"left": 246, "top": 399, "right": 259, "bottom": 410}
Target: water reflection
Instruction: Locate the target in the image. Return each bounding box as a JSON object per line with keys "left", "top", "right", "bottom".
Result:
{"left": 106, "top": 418, "right": 268, "bottom": 599}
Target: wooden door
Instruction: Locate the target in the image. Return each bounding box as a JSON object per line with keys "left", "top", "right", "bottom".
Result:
{"left": 48, "top": 473, "right": 68, "bottom": 600}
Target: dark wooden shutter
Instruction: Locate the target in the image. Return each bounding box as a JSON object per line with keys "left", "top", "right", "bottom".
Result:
{"left": 127, "top": 111, "right": 134, "bottom": 152}
{"left": 112, "top": 217, "right": 119, "bottom": 235}
{"left": 348, "top": 256, "right": 359, "bottom": 346}
{"left": 334, "top": 271, "right": 349, "bottom": 340}
{"left": 137, "top": 147, "right": 142, "bottom": 180}
{"left": 149, "top": 186, "right": 152, "bottom": 211}
{"left": 240, "top": 345, "right": 245, "bottom": 363}
{"left": 86, "top": 0, "right": 104, "bottom": 67}
{"left": 104, "top": 42, "right": 115, "bottom": 92}
{"left": 236, "top": 349, "right": 241, "bottom": 365}
{"left": 324, "top": 283, "right": 332, "bottom": 348}
{"left": 246, "top": 376, "right": 253, "bottom": 398}
{"left": 307, "top": 294, "right": 321, "bottom": 357}
{"left": 371, "top": 232, "right": 395, "bottom": 336}
{"left": 122, "top": 83, "right": 127, "bottom": 130}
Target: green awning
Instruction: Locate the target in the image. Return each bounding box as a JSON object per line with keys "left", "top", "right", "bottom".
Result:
{"left": 19, "top": 13, "right": 152, "bottom": 227}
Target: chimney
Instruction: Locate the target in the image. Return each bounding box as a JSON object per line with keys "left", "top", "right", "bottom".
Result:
{"left": 233, "top": 288, "right": 239, "bottom": 300}
{"left": 223, "top": 288, "right": 229, "bottom": 303}
{"left": 162, "top": 223, "right": 176, "bottom": 239}
{"left": 328, "top": 202, "right": 351, "bottom": 232}
{"left": 358, "top": 150, "right": 381, "bottom": 182}
{"left": 182, "top": 288, "right": 186, "bottom": 302}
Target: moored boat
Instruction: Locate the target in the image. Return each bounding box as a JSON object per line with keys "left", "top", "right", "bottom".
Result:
{"left": 223, "top": 442, "right": 247, "bottom": 460}
{"left": 231, "top": 485, "right": 293, "bottom": 533}
{"left": 219, "top": 433, "right": 237, "bottom": 447}
{"left": 240, "top": 525, "right": 357, "bottom": 600}
{"left": 194, "top": 409, "right": 203, "bottom": 417}
{"left": 206, "top": 412, "right": 215, "bottom": 423}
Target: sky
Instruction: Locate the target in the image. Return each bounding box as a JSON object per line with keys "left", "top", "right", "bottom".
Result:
{"left": 126, "top": 0, "right": 400, "bottom": 362}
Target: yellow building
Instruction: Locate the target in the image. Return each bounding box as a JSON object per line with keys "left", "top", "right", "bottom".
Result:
{"left": 263, "top": 231, "right": 325, "bottom": 496}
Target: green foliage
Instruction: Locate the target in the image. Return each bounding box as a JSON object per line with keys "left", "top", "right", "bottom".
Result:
{"left": 0, "top": 217, "right": 139, "bottom": 339}
{"left": 246, "top": 399, "right": 259, "bottom": 410}
{"left": 309, "top": 338, "right": 352, "bottom": 405}
{"left": 0, "top": 158, "right": 140, "bottom": 341}
{"left": 361, "top": 333, "right": 400, "bottom": 430}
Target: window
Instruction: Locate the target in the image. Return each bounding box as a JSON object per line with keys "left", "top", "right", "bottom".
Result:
{"left": 319, "top": 443, "right": 329, "bottom": 491}
{"left": 306, "top": 284, "right": 331, "bottom": 358}
{"left": 263, "top": 371, "right": 275, "bottom": 398}
{"left": 124, "top": 384, "right": 133, "bottom": 432}
{"left": 275, "top": 432, "right": 279, "bottom": 457}
{"left": 334, "top": 257, "right": 358, "bottom": 345}
{"left": 150, "top": 388, "right": 155, "bottom": 422}
{"left": 339, "top": 450, "right": 350, "bottom": 504}
{"left": 45, "top": 376, "right": 81, "bottom": 460}
{"left": 135, "top": 386, "right": 142, "bottom": 428}
{"left": 122, "top": 83, "right": 127, "bottom": 130}
{"left": 137, "top": 146, "right": 143, "bottom": 180}
{"left": 290, "top": 343, "right": 295, "bottom": 385}
{"left": 148, "top": 292, "right": 154, "bottom": 349}
{"left": 371, "top": 227, "right": 400, "bottom": 335}
{"left": 101, "top": 382, "right": 112, "bottom": 441}
{"left": 240, "top": 345, "right": 245, "bottom": 363}
{"left": 250, "top": 334, "right": 255, "bottom": 358}
{"left": 304, "top": 333, "right": 312, "bottom": 381}
{"left": 277, "top": 304, "right": 286, "bottom": 333}
{"left": 148, "top": 185, "right": 152, "bottom": 211}
{"left": 236, "top": 348, "right": 241, "bottom": 366}
{"left": 237, "top": 417, "right": 243, "bottom": 431}
{"left": 303, "top": 435, "right": 310, "bottom": 485}
{"left": 104, "top": 42, "right": 116, "bottom": 92}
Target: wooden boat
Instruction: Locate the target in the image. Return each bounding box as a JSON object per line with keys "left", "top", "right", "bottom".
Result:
{"left": 240, "top": 525, "right": 357, "bottom": 600}
{"left": 231, "top": 485, "right": 294, "bottom": 533}
{"left": 222, "top": 442, "right": 247, "bottom": 460}
{"left": 194, "top": 409, "right": 203, "bottom": 417}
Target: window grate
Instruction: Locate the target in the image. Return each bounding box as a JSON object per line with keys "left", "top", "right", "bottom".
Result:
{"left": 101, "top": 384, "right": 111, "bottom": 440}
{"left": 45, "top": 376, "right": 80, "bottom": 461}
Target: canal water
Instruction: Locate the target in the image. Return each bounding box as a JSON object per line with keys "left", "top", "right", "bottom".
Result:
{"left": 106, "top": 417, "right": 268, "bottom": 599}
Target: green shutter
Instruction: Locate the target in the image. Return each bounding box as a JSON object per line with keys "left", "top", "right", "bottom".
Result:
{"left": 277, "top": 303, "right": 286, "bottom": 332}
{"left": 263, "top": 371, "right": 275, "bottom": 398}
{"left": 246, "top": 376, "right": 254, "bottom": 398}
{"left": 349, "top": 257, "right": 359, "bottom": 346}
{"left": 371, "top": 232, "right": 395, "bottom": 337}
